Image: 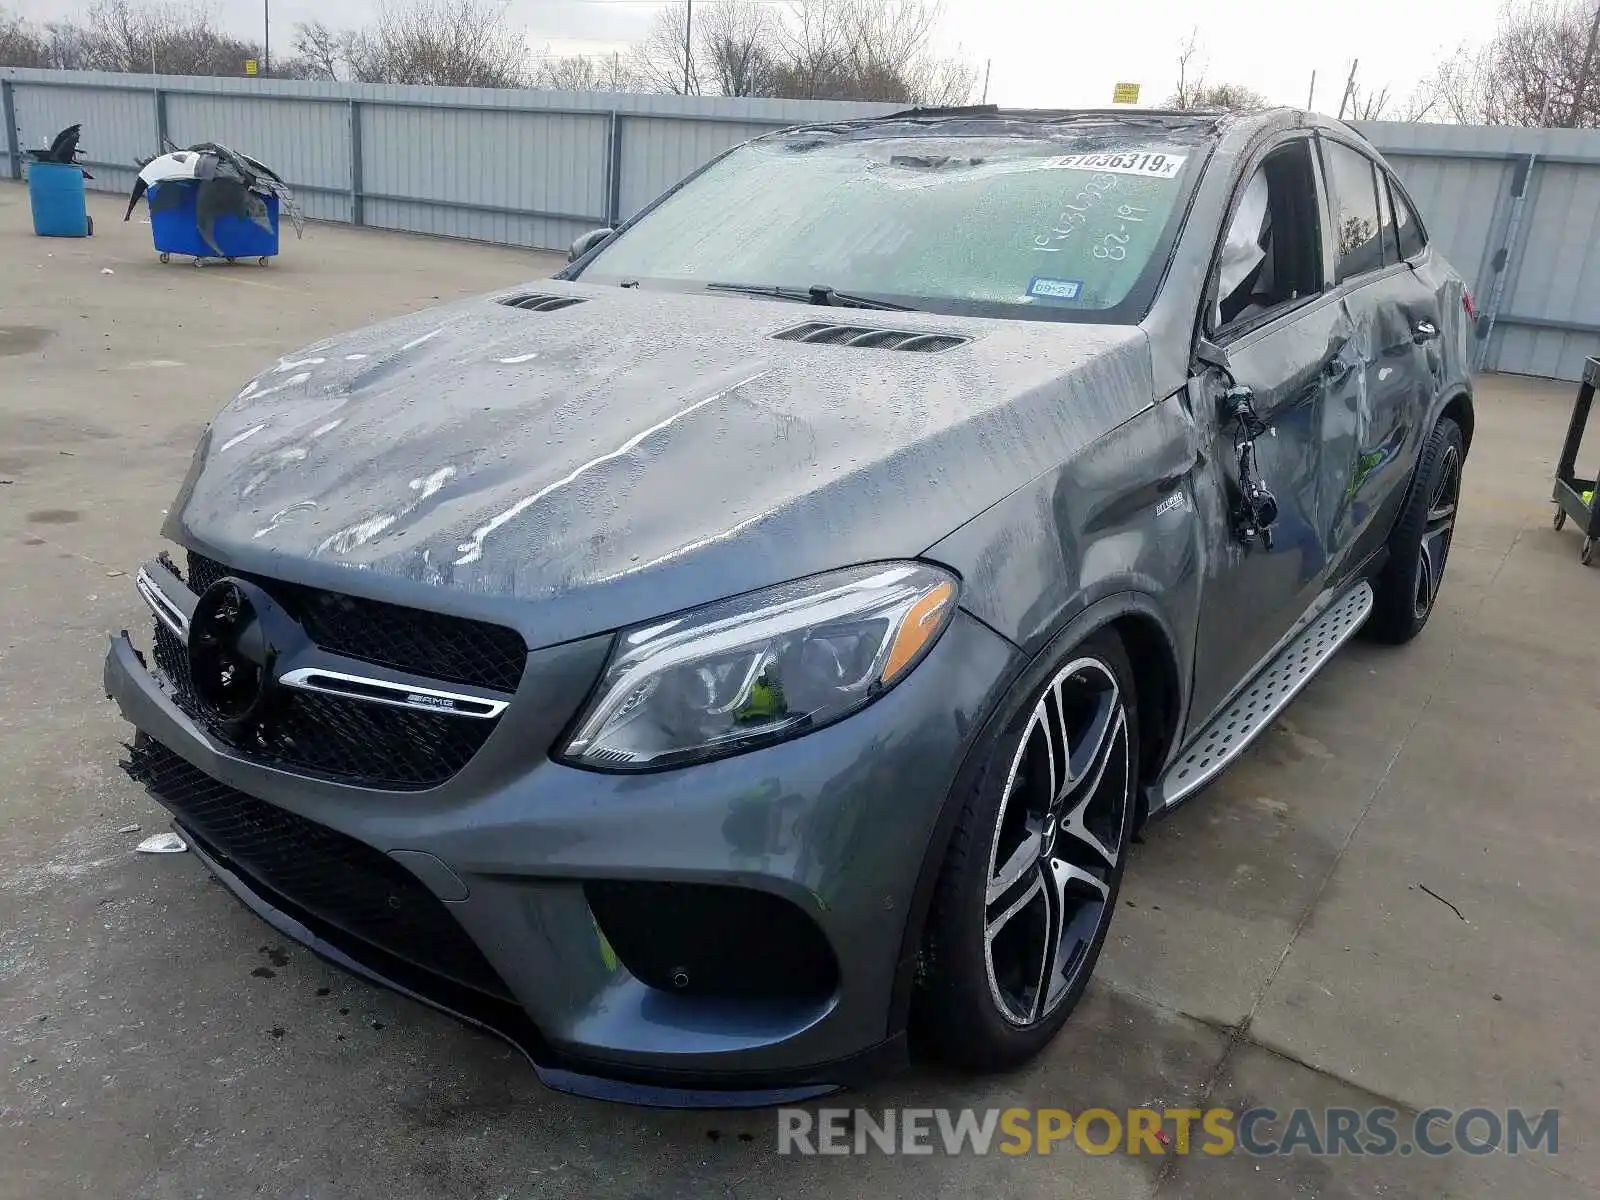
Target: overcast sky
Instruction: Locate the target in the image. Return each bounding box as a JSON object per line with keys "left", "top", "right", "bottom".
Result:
{"left": 12, "top": 0, "right": 1502, "bottom": 111}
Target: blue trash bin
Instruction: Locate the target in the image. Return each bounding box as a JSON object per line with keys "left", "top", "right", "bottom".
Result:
{"left": 28, "top": 162, "right": 91, "bottom": 238}
{"left": 147, "top": 180, "right": 280, "bottom": 263}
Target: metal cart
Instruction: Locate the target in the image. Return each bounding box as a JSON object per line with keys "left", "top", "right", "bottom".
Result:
{"left": 147, "top": 180, "right": 278, "bottom": 267}
{"left": 1552, "top": 356, "right": 1600, "bottom": 566}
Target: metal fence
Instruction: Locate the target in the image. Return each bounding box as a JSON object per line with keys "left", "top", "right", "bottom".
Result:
{"left": 5, "top": 68, "right": 1600, "bottom": 380}
{"left": 1362, "top": 120, "right": 1600, "bottom": 382}
{"left": 0, "top": 68, "right": 897, "bottom": 255}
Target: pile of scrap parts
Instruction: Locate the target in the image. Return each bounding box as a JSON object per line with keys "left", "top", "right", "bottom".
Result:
{"left": 26, "top": 124, "right": 92, "bottom": 177}
{"left": 122, "top": 141, "right": 305, "bottom": 259}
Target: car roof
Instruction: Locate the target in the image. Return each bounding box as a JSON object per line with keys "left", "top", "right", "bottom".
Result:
{"left": 769, "top": 105, "right": 1360, "bottom": 149}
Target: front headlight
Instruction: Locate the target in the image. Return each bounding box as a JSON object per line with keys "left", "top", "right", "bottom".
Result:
{"left": 558, "top": 562, "right": 959, "bottom": 771}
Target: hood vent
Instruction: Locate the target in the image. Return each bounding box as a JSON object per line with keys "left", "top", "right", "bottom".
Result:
{"left": 772, "top": 321, "right": 968, "bottom": 353}
{"left": 497, "top": 292, "right": 588, "bottom": 313}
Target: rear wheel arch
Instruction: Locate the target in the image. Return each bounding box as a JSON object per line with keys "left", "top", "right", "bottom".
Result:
{"left": 1440, "top": 390, "right": 1474, "bottom": 456}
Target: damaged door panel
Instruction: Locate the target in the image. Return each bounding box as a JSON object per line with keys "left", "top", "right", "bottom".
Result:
{"left": 1185, "top": 132, "right": 1341, "bottom": 733}
{"left": 1316, "top": 134, "right": 1445, "bottom": 575}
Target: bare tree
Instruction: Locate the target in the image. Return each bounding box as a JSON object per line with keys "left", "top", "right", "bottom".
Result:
{"left": 343, "top": 0, "right": 529, "bottom": 88}
{"left": 628, "top": 0, "right": 970, "bottom": 102}
{"left": 1347, "top": 83, "right": 1391, "bottom": 120}
{"left": 631, "top": 1, "right": 699, "bottom": 93}
{"left": 1344, "top": 80, "right": 1440, "bottom": 122}
{"left": 1416, "top": 0, "right": 1600, "bottom": 126}
{"left": 697, "top": 0, "right": 775, "bottom": 97}
{"left": 768, "top": 0, "right": 973, "bottom": 102}
{"left": 290, "top": 19, "right": 349, "bottom": 81}
{"left": 532, "top": 49, "right": 640, "bottom": 91}
{"left": 764, "top": 0, "right": 851, "bottom": 98}
{"left": 900, "top": 51, "right": 977, "bottom": 107}
{"left": 1169, "top": 27, "right": 1204, "bottom": 109}
{"left": 1, "top": 6, "right": 48, "bottom": 66}
{"left": 78, "top": 0, "right": 262, "bottom": 75}
{"left": 4, "top": 0, "right": 974, "bottom": 102}
{"left": 43, "top": 21, "right": 97, "bottom": 69}
{"left": 1169, "top": 79, "right": 1270, "bottom": 112}
{"left": 1165, "top": 29, "right": 1269, "bottom": 111}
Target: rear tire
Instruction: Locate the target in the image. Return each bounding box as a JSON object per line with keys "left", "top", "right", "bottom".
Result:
{"left": 915, "top": 629, "right": 1138, "bottom": 1071}
{"left": 1365, "top": 417, "right": 1464, "bottom": 645}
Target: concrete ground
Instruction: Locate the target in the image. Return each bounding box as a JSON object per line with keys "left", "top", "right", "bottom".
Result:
{"left": 2, "top": 183, "right": 1596, "bottom": 1200}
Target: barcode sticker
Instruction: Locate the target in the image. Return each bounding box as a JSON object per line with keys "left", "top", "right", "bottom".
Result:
{"left": 1045, "top": 152, "right": 1187, "bottom": 179}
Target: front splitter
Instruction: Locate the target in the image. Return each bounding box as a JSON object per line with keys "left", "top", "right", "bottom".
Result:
{"left": 179, "top": 826, "right": 895, "bottom": 1110}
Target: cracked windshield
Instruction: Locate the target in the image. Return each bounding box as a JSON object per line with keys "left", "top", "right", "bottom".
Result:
{"left": 580, "top": 135, "right": 1197, "bottom": 316}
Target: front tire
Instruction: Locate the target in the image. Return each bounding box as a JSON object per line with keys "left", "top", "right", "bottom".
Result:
{"left": 1365, "top": 417, "right": 1464, "bottom": 645}
{"left": 915, "top": 629, "right": 1138, "bottom": 1071}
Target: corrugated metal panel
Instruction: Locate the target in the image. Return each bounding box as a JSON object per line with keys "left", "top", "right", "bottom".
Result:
{"left": 359, "top": 103, "right": 608, "bottom": 225}
{"left": 1359, "top": 120, "right": 1600, "bottom": 381}
{"left": 165, "top": 92, "right": 348, "bottom": 188}
{"left": 1491, "top": 158, "right": 1600, "bottom": 379}
{"left": 619, "top": 115, "right": 774, "bottom": 219}
{"left": 1380, "top": 153, "right": 1510, "bottom": 298}
{"left": 11, "top": 79, "right": 155, "bottom": 197}
{"left": 164, "top": 91, "right": 352, "bottom": 222}
{"left": 361, "top": 196, "right": 586, "bottom": 255}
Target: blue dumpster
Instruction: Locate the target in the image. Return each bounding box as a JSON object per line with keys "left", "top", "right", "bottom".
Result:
{"left": 28, "top": 162, "right": 91, "bottom": 238}
{"left": 147, "top": 180, "right": 280, "bottom": 264}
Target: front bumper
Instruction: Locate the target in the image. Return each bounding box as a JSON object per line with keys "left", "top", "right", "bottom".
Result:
{"left": 105, "top": 569, "right": 1017, "bottom": 1107}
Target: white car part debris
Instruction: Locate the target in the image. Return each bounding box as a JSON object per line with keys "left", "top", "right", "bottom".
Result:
{"left": 136, "top": 831, "right": 188, "bottom": 854}
{"left": 136, "top": 150, "right": 207, "bottom": 188}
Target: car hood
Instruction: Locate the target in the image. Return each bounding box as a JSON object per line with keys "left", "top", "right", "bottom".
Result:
{"left": 165, "top": 282, "right": 1153, "bottom": 648}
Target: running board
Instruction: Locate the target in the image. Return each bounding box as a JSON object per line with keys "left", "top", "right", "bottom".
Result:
{"left": 1153, "top": 581, "right": 1374, "bottom": 811}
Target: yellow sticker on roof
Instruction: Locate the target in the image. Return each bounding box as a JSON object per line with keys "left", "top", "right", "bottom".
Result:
{"left": 1045, "top": 152, "right": 1186, "bottom": 179}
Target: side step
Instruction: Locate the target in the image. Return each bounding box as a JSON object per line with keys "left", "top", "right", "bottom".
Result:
{"left": 1153, "top": 581, "right": 1374, "bottom": 811}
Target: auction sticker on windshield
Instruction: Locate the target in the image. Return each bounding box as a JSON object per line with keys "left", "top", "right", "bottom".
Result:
{"left": 1044, "top": 151, "right": 1186, "bottom": 179}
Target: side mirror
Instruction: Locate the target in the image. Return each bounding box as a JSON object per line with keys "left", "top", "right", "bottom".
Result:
{"left": 1192, "top": 335, "right": 1232, "bottom": 378}
{"left": 569, "top": 227, "right": 614, "bottom": 263}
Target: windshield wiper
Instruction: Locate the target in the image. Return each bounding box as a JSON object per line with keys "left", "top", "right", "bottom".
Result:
{"left": 704, "top": 282, "right": 915, "bottom": 311}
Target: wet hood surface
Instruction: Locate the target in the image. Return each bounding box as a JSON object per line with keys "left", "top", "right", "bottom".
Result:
{"left": 168, "top": 281, "right": 1154, "bottom": 647}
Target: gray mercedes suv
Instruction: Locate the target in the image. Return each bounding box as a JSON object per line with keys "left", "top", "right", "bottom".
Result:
{"left": 107, "top": 105, "right": 1474, "bottom": 1107}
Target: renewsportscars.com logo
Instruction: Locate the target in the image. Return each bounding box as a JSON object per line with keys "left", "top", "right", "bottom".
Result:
{"left": 776, "top": 1106, "right": 1561, "bottom": 1158}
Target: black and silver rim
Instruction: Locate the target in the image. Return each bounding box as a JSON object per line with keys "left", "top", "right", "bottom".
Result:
{"left": 1414, "top": 444, "right": 1461, "bottom": 619}
{"left": 983, "top": 656, "right": 1131, "bottom": 1027}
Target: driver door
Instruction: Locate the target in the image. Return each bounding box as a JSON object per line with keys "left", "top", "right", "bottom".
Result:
{"left": 1186, "top": 134, "right": 1356, "bottom": 731}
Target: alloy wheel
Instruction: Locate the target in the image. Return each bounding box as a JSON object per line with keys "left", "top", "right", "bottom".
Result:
{"left": 1414, "top": 444, "right": 1461, "bottom": 619}
{"left": 982, "top": 656, "right": 1132, "bottom": 1026}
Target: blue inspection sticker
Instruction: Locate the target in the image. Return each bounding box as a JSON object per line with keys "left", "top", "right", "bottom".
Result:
{"left": 1027, "top": 277, "right": 1083, "bottom": 301}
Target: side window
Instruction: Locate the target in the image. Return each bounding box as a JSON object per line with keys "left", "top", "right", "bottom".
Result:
{"left": 1375, "top": 173, "right": 1399, "bottom": 264}
{"left": 1389, "top": 176, "right": 1427, "bottom": 260}
{"left": 1213, "top": 139, "right": 1324, "bottom": 333}
{"left": 1321, "top": 140, "right": 1384, "bottom": 282}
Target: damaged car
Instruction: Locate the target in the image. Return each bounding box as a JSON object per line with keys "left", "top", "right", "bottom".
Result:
{"left": 107, "top": 105, "right": 1474, "bottom": 1106}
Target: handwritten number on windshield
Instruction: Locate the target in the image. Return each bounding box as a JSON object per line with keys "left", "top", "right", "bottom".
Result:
{"left": 1092, "top": 232, "right": 1131, "bottom": 261}
{"left": 1033, "top": 173, "right": 1121, "bottom": 251}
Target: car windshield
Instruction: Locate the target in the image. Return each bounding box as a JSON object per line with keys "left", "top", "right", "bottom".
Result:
{"left": 574, "top": 128, "right": 1207, "bottom": 322}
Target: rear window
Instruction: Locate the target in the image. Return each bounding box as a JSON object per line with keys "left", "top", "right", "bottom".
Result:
{"left": 577, "top": 133, "right": 1204, "bottom": 322}
{"left": 1390, "top": 176, "right": 1427, "bottom": 260}
{"left": 1321, "top": 139, "right": 1385, "bottom": 282}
